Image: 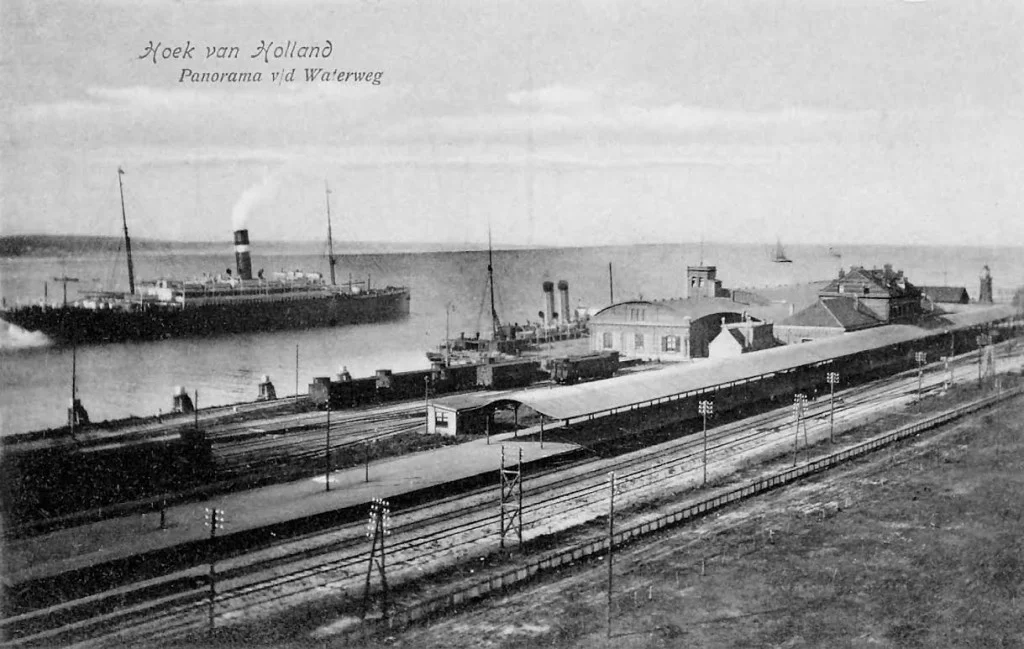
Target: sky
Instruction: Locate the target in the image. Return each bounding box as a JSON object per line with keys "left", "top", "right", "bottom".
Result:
{"left": 1, "top": 0, "right": 1022, "bottom": 248}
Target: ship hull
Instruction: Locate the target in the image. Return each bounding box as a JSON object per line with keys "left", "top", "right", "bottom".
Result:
{"left": 1, "top": 289, "right": 411, "bottom": 344}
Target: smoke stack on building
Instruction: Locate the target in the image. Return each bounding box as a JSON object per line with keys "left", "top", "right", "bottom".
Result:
{"left": 543, "top": 281, "right": 556, "bottom": 326}
{"left": 979, "top": 265, "right": 993, "bottom": 303}
{"left": 558, "top": 280, "right": 570, "bottom": 325}
{"left": 234, "top": 229, "right": 253, "bottom": 281}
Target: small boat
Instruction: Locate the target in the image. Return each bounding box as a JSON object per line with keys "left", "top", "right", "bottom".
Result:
{"left": 770, "top": 239, "right": 792, "bottom": 263}
{"left": 828, "top": 246, "right": 842, "bottom": 259}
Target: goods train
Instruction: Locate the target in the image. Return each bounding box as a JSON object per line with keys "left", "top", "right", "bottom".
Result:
{"left": 550, "top": 351, "right": 620, "bottom": 384}
{"left": 310, "top": 352, "right": 623, "bottom": 410}
{"left": 3, "top": 308, "right": 1018, "bottom": 530}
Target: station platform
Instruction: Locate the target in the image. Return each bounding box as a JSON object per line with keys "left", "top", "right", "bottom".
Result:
{"left": 4, "top": 430, "right": 579, "bottom": 585}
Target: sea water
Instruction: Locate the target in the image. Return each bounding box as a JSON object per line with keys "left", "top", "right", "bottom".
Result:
{"left": 1, "top": 242, "right": 1018, "bottom": 435}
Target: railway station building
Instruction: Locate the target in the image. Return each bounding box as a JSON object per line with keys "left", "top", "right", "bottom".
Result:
{"left": 587, "top": 265, "right": 787, "bottom": 361}
{"left": 776, "top": 265, "right": 926, "bottom": 343}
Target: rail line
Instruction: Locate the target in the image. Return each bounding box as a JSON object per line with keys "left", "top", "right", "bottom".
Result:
{"left": 7, "top": 343, "right": 1018, "bottom": 647}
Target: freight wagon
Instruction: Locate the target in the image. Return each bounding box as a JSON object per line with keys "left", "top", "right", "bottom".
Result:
{"left": 550, "top": 351, "right": 620, "bottom": 384}
{"left": 476, "top": 359, "right": 541, "bottom": 389}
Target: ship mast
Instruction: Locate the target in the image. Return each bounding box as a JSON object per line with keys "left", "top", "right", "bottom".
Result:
{"left": 325, "top": 181, "right": 337, "bottom": 286}
{"left": 117, "top": 167, "right": 136, "bottom": 295}
{"left": 487, "top": 227, "right": 499, "bottom": 338}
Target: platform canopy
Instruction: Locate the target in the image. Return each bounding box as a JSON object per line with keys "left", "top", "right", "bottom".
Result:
{"left": 431, "top": 306, "right": 1019, "bottom": 423}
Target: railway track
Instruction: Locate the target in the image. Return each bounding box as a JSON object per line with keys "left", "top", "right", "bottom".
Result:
{"left": 7, "top": 344, "right": 1019, "bottom": 647}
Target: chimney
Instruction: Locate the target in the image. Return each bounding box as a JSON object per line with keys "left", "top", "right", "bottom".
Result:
{"left": 557, "top": 280, "right": 570, "bottom": 325}
{"left": 543, "top": 281, "right": 555, "bottom": 326}
{"left": 233, "top": 229, "right": 253, "bottom": 280}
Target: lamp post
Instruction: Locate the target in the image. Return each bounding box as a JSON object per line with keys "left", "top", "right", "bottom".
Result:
{"left": 792, "top": 393, "right": 807, "bottom": 467}
{"left": 914, "top": 352, "right": 927, "bottom": 400}
{"left": 698, "top": 400, "right": 713, "bottom": 486}
{"left": 825, "top": 372, "right": 840, "bottom": 444}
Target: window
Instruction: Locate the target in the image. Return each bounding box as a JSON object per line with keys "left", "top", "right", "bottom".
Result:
{"left": 663, "top": 335, "right": 679, "bottom": 352}
{"left": 434, "top": 411, "right": 450, "bottom": 428}
{"left": 602, "top": 332, "right": 613, "bottom": 349}
{"left": 634, "top": 333, "right": 645, "bottom": 350}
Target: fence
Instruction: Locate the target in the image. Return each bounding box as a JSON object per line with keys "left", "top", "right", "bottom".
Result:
{"left": 354, "top": 384, "right": 1024, "bottom": 637}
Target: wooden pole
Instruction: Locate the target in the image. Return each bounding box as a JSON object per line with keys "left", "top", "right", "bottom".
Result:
{"left": 380, "top": 515, "right": 389, "bottom": 621}
{"left": 607, "top": 472, "right": 615, "bottom": 639}
{"left": 325, "top": 406, "right": 331, "bottom": 491}
{"left": 702, "top": 410, "right": 708, "bottom": 486}
{"left": 608, "top": 262, "right": 614, "bottom": 304}
{"left": 829, "top": 380, "right": 835, "bottom": 444}
{"left": 208, "top": 508, "right": 219, "bottom": 634}
{"left": 517, "top": 447, "right": 524, "bottom": 545}
{"left": 792, "top": 401, "right": 800, "bottom": 467}
{"left": 500, "top": 446, "right": 506, "bottom": 551}
{"left": 70, "top": 339, "right": 77, "bottom": 438}
{"left": 295, "top": 344, "right": 300, "bottom": 396}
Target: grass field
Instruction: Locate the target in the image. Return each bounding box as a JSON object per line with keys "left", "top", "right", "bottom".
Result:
{"left": 373, "top": 392, "right": 1024, "bottom": 649}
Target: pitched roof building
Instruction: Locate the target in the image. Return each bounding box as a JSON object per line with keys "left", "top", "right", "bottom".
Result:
{"left": 588, "top": 264, "right": 788, "bottom": 361}
{"left": 919, "top": 286, "right": 970, "bottom": 306}
{"left": 776, "top": 264, "right": 924, "bottom": 343}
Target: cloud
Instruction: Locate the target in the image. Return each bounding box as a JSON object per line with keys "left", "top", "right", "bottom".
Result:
{"left": 379, "top": 83, "right": 880, "bottom": 146}
{"left": 16, "top": 82, "right": 403, "bottom": 122}
{"left": 507, "top": 85, "right": 598, "bottom": 111}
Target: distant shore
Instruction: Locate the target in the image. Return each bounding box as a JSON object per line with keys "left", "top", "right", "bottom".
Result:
{"left": 0, "top": 235, "right": 551, "bottom": 259}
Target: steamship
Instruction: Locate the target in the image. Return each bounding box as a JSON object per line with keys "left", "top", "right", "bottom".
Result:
{"left": 0, "top": 173, "right": 411, "bottom": 345}
{"left": 426, "top": 233, "right": 587, "bottom": 365}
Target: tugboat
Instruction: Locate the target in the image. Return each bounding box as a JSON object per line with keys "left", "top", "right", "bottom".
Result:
{"left": 0, "top": 171, "right": 411, "bottom": 344}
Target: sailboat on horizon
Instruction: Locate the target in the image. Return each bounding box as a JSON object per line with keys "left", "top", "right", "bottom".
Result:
{"left": 770, "top": 238, "right": 793, "bottom": 264}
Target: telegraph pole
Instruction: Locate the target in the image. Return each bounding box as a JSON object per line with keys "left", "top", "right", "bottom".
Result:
{"left": 362, "top": 498, "right": 391, "bottom": 621}
{"left": 792, "top": 394, "right": 806, "bottom": 467}
{"left": 698, "top": 400, "right": 713, "bottom": 486}
{"left": 325, "top": 405, "right": 331, "bottom": 492}
{"left": 826, "top": 372, "right": 839, "bottom": 444}
{"left": 205, "top": 507, "right": 225, "bottom": 634}
{"left": 499, "top": 446, "right": 524, "bottom": 550}
{"left": 914, "top": 352, "right": 927, "bottom": 400}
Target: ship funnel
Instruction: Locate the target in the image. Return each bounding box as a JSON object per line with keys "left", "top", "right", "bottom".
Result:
{"left": 557, "top": 280, "right": 570, "bottom": 325}
{"left": 542, "top": 281, "right": 555, "bottom": 326}
{"left": 233, "top": 229, "right": 253, "bottom": 280}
